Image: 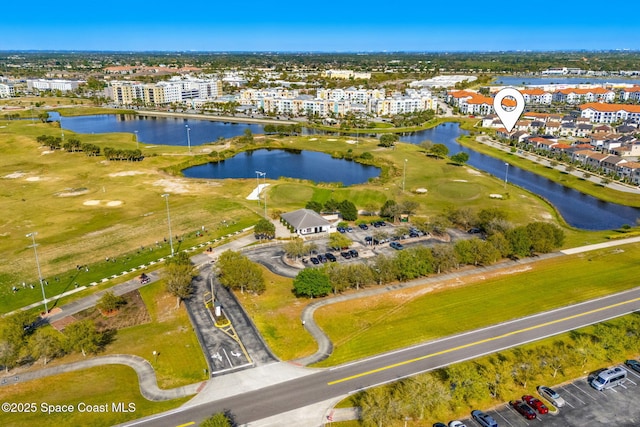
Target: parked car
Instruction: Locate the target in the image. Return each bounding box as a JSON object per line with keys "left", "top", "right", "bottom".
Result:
{"left": 364, "top": 236, "right": 373, "bottom": 244}
{"left": 433, "top": 423, "right": 447, "bottom": 427}
{"left": 358, "top": 223, "right": 369, "bottom": 230}
{"left": 337, "top": 227, "right": 345, "bottom": 233}
{"left": 390, "top": 241, "right": 404, "bottom": 250}
{"left": 340, "top": 251, "right": 351, "bottom": 259}
{"left": 625, "top": 359, "right": 640, "bottom": 374}
{"left": 448, "top": 421, "right": 466, "bottom": 427}
{"left": 522, "top": 395, "right": 548, "bottom": 414}
{"left": 310, "top": 257, "right": 319, "bottom": 265}
{"left": 537, "top": 385, "right": 565, "bottom": 407}
{"left": 325, "top": 253, "right": 337, "bottom": 262}
{"left": 346, "top": 227, "right": 353, "bottom": 232}
{"left": 317, "top": 254, "right": 327, "bottom": 263}
{"left": 471, "top": 410, "right": 498, "bottom": 427}
{"left": 349, "top": 249, "right": 359, "bottom": 258}
{"left": 510, "top": 400, "right": 536, "bottom": 420}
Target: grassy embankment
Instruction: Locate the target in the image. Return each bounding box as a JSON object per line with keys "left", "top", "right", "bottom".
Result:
{"left": 0, "top": 279, "right": 205, "bottom": 427}
{"left": 239, "top": 242, "right": 640, "bottom": 365}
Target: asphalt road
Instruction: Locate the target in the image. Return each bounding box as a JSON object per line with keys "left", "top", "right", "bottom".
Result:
{"left": 123, "top": 286, "right": 640, "bottom": 427}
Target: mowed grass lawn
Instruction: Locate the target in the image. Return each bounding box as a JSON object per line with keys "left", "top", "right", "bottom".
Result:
{"left": 312, "top": 242, "right": 640, "bottom": 366}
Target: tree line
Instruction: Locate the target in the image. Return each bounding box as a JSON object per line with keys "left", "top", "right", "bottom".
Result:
{"left": 35, "top": 134, "right": 142, "bottom": 161}
{"left": 0, "top": 312, "right": 108, "bottom": 371}
{"left": 292, "top": 208, "right": 564, "bottom": 298}
{"left": 355, "top": 313, "right": 640, "bottom": 426}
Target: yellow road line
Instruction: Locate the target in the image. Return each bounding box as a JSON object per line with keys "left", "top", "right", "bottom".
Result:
{"left": 328, "top": 296, "right": 640, "bottom": 386}
{"left": 176, "top": 422, "right": 195, "bottom": 427}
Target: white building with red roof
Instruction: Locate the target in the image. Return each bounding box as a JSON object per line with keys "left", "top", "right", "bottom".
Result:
{"left": 580, "top": 103, "right": 640, "bottom": 124}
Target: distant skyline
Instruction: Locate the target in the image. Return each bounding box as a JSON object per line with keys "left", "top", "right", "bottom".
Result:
{"left": 3, "top": 1, "right": 639, "bottom": 52}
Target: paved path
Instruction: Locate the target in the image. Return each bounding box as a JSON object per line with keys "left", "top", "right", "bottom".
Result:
{"left": 0, "top": 354, "right": 205, "bottom": 401}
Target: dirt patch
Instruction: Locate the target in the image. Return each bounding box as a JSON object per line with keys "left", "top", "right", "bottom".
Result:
{"left": 74, "top": 290, "right": 151, "bottom": 331}
{"left": 109, "top": 171, "right": 146, "bottom": 177}
{"left": 50, "top": 315, "right": 77, "bottom": 331}
{"left": 83, "top": 199, "right": 100, "bottom": 206}
{"left": 466, "top": 167, "right": 481, "bottom": 176}
{"left": 4, "top": 172, "right": 25, "bottom": 179}
{"left": 152, "top": 178, "right": 191, "bottom": 194}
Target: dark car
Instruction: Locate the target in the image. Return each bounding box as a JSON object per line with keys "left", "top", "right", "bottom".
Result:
{"left": 510, "top": 400, "right": 536, "bottom": 420}
{"left": 317, "top": 254, "right": 327, "bottom": 263}
{"left": 390, "top": 241, "right": 404, "bottom": 250}
{"left": 625, "top": 359, "right": 640, "bottom": 374}
{"left": 364, "top": 236, "right": 373, "bottom": 244}
{"left": 349, "top": 249, "right": 359, "bottom": 258}
{"left": 522, "top": 395, "right": 548, "bottom": 414}
{"left": 337, "top": 227, "right": 345, "bottom": 233}
{"left": 325, "top": 253, "right": 336, "bottom": 262}
{"left": 433, "top": 423, "right": 447, "bottom": 427}
{"left": 340, "top": 251, "right": 351, "bottom": 259}
{"left": 358, "top": 223, "right": 369, "bottom": 230}
{"left": 310, "top": 257, "right": 319, "bottom": 265}
{"left": 471, "top": 410, "right": 498, "bottom": 427}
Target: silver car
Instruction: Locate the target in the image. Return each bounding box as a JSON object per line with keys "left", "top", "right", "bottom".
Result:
{"left": 537, "top": 385, "right": 565, "bottom": 407}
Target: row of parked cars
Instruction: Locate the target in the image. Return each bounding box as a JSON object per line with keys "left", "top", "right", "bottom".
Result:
{"left": 308, "top": 249, "right": 359, "bottom": 265}
{"left": 431, "top": 360, "right": 640, "bottom": 427}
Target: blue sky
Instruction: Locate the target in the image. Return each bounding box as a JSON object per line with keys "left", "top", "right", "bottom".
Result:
{"left": 2, "top": 1, "right": 638, "bottom": 52}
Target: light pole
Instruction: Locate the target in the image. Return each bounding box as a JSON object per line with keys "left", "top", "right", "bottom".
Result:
{"left": 59, "top": 116, "right": 64, "bottom": 141}
{"left": 134, "top": 130, "right": 139, "bottom": 150}
{"left": 185, "top": 125, "right": 191, "bottom": 153}
{"left": 504, "top": 162, "right": 509, "bottom": 189}
{"left": 254, "top": 170, "right": 262, "bottom": 206}
{"left": 256, "top": 171, "right": 267, "bottom": 217}
{"left": 402, "top": 159, "right": 408, "bottom": 192}
{"left": 161, "top": 194, "right": 174, "bottom": 256}
{"left": 26, "top": 232, "right": 48, "bottom": 313}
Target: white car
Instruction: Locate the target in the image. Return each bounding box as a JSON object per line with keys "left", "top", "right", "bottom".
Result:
{"left": 448, "top": 421, "right": 467, "bottom": 427}
{"left": 537, "top": 385, "right": 566, "bottom": 407}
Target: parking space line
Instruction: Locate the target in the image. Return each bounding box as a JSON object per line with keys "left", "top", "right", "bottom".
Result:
{"left": 569, "top": 382, "right": 598, "bottom": 401}
{"left": 623, "top": 367, "right": 640, "bottom": 380}
{"left": 561, "top": 384, "right": 587, "bottom": 405}
{"left": 494, "top": 409, "right": 519, "bottom": 427}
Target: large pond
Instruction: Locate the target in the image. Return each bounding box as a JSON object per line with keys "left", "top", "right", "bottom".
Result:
{"left": 54, "top": 113, "right": 640, "bottom": 230}
{"left": 49, "top": 112, "right": 263, "bottom": 146}
{"left": 182, "top": 149, "right": 380, "bottom": 185}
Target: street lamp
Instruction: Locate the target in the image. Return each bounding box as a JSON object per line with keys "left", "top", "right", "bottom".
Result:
{"left": 254, "top": 170, "right": 262, "bottom": 206}
{"left": 504, "top": 162, "right": 509, "bottom": 188}
{"left": 134, "top": 130, "right": 139, "bottom": 150}
{"left": 402, "top": 159, "right": 408, "bottom": 192}
{"left": 59, "top": 116, "right": 64, "bottom": 141}
{"left": 161, "top": 194, "right": 174, "bottom": 256}
{"left": 185, "top": 125, "right": 191, "bottom": 153}
{"left": 26, "top": 232, "right": 48, "bottom": 313}
{"left": 255, "top": 170, "right": 267, "bottom": 217}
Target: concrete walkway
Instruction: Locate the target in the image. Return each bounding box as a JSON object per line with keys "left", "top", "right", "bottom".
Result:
{"left": 0, "top": 354, "right": 205, "bottom": 401}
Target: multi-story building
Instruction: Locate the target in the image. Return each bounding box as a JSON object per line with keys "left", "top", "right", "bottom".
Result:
{"left": 107, "top": 76, "right": 223, "bottom": 106}
{"left": 580, "top": 103, "right": 640, "bottom": 124}
{"left": 27, "top": 79, "right": 81, "bottom": 92}
{"left": 553, "top": 88, "right": 616, "bottom": 104}
{"left": 0, "top": 83, "right": 15, "bottom": 98}
{"left": 620, "top": 86, "right": 640, "bottom": 102}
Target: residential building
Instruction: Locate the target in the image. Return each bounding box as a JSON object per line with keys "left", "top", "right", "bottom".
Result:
{"left": 27, "top": 79, "right": 81, "bottom": 92}
{"left": 580, "top": 103, "right": 640, "bottom": 124}
{"left": 0, "top": 83, "right": 15, "bottom": 98}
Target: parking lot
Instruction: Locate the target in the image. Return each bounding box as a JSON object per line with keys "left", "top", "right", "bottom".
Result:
{"left": 452, "top": 364, "right": 640, "bottom": 427}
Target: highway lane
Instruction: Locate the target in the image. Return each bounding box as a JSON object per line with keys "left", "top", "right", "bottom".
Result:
{"left": 123, "top": 286, "right": 640, "bottom": 427}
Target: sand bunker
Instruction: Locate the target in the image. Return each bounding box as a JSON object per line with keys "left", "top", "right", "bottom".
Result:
{"left": 327, "top": 139, "right": 337, "bottom": 141}
{"left": 83, "top": 200, "right": 123, "bottom": 207}
{"left": 41, "top": 150, "right": 54, "bottom": 155}
{"left": 59, "top": 188, "right": 90, "bottom": 197}
{"left": 4, "top": 172, "right": 25, "bottom": 179}
{"left": 309, "top": 138, "right": 318, "bottom": 141}
{"left": 26, "top": 177, "right": 41, "bottom": 182}
{"left": 466, "top": 168, "right": 481, "bottom": 176}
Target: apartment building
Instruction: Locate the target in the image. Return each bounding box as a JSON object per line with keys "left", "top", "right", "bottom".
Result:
{"left": 580, "top": 103, "right": 640, "bottom": 124}
{"left": 107, "top": 76, "right": 222, "bottom": 106}
{"left": 553, "top": 87, "right": 616, "bottom": 104}
{"left": 27, "top": 79, "right": 81, "bottom": 92}
{"left": 0, "top": 83, "right": 15, "bottom": 98}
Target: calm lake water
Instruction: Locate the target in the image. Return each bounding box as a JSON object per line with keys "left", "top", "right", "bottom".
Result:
{"left": 182, "top": 149, "right": 380, "bottom": 185}
{"left": 54, "top": 113, "right": 640, "bottom": 230}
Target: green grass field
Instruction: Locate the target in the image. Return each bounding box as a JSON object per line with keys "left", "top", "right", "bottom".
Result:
{"left": 313, "top": 243, "right": 640, "bottom": 366}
